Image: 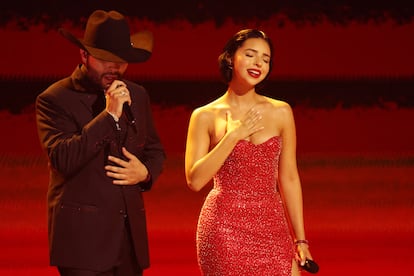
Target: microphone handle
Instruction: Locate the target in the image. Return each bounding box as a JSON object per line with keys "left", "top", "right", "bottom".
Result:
{"left": 123, "top": 102, "right": 135, "bottom": 125}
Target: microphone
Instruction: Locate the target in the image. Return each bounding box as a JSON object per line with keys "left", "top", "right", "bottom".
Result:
{"left": 123, "top": 102, "right": 135, "bottom": 125}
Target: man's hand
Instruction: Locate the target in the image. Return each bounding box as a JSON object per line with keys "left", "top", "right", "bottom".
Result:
{"left": 105, "top": 81, "right": 131, "bottom": 119}
{"left": 105, "top": 147, "right": 149, "bottom": 185}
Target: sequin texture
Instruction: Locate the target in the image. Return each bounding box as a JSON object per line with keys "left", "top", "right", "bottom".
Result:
{"left": 197, "top": 136, "right": 294, "bottom": 275}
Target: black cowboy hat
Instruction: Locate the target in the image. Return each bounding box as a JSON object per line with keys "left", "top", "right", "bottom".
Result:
{"left": 59, "top": 10, "right": 153, "bottom": 63}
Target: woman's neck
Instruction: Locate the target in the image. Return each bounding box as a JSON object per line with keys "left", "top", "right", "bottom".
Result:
{"left": 224, "top": 88, "right": 258, "bottom": 111}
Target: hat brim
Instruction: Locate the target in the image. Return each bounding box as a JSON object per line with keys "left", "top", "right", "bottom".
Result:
{"left": 59, "top": 28, "right": 152, "bottom": 63}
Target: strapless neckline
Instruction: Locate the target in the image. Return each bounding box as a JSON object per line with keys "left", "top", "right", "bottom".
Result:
{"left": 239, "top": 135, "right": 281, "bottom": 146}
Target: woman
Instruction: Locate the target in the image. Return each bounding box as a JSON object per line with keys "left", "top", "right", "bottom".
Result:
{"left": 185, "top": 29, "right": 315, "bottom": 275}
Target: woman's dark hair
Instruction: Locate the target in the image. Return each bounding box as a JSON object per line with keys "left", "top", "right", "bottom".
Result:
{"left": 218, "top": 29, "right": 274, "bottom": 87}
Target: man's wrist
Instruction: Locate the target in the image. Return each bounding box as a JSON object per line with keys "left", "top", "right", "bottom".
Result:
{"left": 106, "top": 111, "right": 119, "bottom": 122}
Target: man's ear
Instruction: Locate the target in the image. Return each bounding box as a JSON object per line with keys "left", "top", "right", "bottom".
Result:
{"left": 80, "top": 49, "right": 88, "bottom": 63}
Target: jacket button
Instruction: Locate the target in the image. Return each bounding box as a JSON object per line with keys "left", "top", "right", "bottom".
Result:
{"left": 119, "top": 210, "right": 128, "bottom": 218}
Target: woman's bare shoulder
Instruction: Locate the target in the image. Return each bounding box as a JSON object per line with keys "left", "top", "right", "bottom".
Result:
{"left": 261, "top": 96, "right": 292, "bottom": 112}
{"left": 191, "top": 97, "right": 227, "bottom": 120}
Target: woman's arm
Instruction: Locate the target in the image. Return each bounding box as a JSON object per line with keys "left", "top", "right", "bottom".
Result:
{"left": 185, "top": 107, "right": 263, "bottom": 192}
{"left": 277, "top": 103, "right": 313, "bottom": 263}
{"left": 185, "top": 108, "right": 237, "bottom": 191}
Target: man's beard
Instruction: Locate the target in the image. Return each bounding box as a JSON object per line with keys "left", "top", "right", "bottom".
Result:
{"left": 85, "top": 61, "right": 122, "bottom": 90}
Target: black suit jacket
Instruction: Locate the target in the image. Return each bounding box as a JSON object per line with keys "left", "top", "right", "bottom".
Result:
{"left": 35, "top": 65, "right": 165, "bottom": 271}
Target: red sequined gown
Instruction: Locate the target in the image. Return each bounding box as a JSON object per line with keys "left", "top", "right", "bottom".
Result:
{"left": 197, "top": 136, "right": 295, "bottom": 275}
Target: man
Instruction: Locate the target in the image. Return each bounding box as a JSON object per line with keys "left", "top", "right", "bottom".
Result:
{"left": 35, "top": 10, "right": 166, "bottom": 275}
